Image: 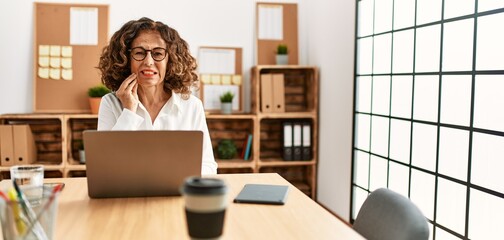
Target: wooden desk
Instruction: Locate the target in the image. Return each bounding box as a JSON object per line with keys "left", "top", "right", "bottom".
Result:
{"left": 0, "top": 173, "right": 363, "bottom": 240}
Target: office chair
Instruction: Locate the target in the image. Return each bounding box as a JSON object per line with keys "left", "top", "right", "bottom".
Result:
{"left": 353, "top": 188, "right": 429, "bottom": 240}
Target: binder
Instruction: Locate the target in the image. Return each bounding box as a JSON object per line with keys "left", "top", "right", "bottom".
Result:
{"left": 0, "top": 125, "right": 14, "bottom": 166}
{"left": 293, "top": 123, "right": 302, "bottom": 160}
{"left": 13, "top": 125, "right": 37, "bottom": 164}
{"left": 282, "top": 122, "right": 293, "bottom": 161}
{"left": 272, "top": 74, "right": 285, "bottom": 112}
{"left": 302, "top": 122, "right": 312, "bottom": 160}
{"left": 261, "top": 74, "right": 273, "bottom": 113}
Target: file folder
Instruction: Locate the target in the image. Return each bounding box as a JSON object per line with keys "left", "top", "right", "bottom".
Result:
{"left": 293, "top": 123, "right": 302, "bottom": 160}
{"left": 272, "top": 74, "right": 285, "bottom": 112}
{"left": 13, "top": 125, "right": 37, "bottom": 164}
{"left": 0, "top": 125, "right": 14, "bottom": 166}
{"left": 282, "top": 122, "right": 293, "bottom": 161}
{"left": 261, "top": 74, "right": 273, "bottom": 113}
{"left": 302, "top": 122, "right": 312, "bottom": 160}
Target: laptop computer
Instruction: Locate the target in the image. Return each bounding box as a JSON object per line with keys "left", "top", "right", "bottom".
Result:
{"left": 83, "top": 130, "right": 203, "bottom": 198}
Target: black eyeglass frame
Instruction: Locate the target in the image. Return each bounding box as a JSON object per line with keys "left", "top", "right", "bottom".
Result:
{"left": 129, "top": 47, "right": 168, "bottom": 62}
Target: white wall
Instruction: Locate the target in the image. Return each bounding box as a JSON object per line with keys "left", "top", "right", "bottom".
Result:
{"left": 307, "top": 0, "right": 356, "bottom": 221}
{"left": 0, "top": 0, "right": 356, "bottom": 221}
{"left": 0, "top": 0, "right": 304, "bottom": 114}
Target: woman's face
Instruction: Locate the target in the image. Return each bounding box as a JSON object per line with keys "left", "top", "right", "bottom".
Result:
{"left": 129, "top": 30, "right": 168, "bottom": 88}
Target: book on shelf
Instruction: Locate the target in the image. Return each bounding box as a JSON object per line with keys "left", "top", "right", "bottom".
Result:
{"left": 240, "top": 136, "right": 248, "bottom": 159}
{"left": 243, "top": 134, "right": 253, "bottom": 160}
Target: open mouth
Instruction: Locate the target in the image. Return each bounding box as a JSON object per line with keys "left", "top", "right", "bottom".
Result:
{"left": 140, "top": 70, "right": 157, "bottom": 77}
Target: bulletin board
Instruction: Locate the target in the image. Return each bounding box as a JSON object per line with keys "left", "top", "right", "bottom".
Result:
{"left": 256, "top": 2, "right": 298, "bottom": 65}
{"left": 33, "top": 3, "right": 109, "bottom": 113}
{"left": 198, "top": 47, "right": 244, "bottom": 113}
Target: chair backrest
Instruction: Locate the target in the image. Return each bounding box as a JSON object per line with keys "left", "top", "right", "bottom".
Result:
{"left": 353, "top": 188, "right": 429, "bottom": 240}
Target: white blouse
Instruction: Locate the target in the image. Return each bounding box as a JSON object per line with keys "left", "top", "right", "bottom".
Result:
{"left": 97, "top": 92, "right": 217, "bottom": 175}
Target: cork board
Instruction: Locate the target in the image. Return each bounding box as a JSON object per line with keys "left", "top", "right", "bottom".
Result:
{"left": 198, "top": 47, "right": 244, "bottom": 113}
{"left": 33, "top": 3, "right": 109, "bottom": 113}
{"left": 256, "top": 3, "right": 298, "bottom": 65}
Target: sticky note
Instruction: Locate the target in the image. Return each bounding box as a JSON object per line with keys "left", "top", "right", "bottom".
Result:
{"left": 49, "top": 57, "right": 61, "bottom": 68}
{"left": 39, "top": 45, "right": 50, "bottom": 56}
{"left": 232, "top": 75, "right": 242, "bottom": 85}
{"left": 62, "top": 69, "right": 73, "bottom": 80}
{"left": 50, "top": 45, "right": 61, "bottom": 57}
{"left": 38, "top": 57, "right": 49, "bottom": 67}
{"left": 211, "top": 75, "right": 221, "bottom": 85}
{"left": 61, "top": 58, "right": 72, "bottom": 69}
{"left": 38, "top": 68, "right": 49, "bottom": 79}
{"left": 61, "top": 46, "right": 73, "bottom": 57}
{"left": 49, "top": 68, "right": 60, "bottom": 80}
{"left": 200, "top": 74, "right": 211, "bottom": 84}
{"left": 221, "top": 75, "right": 231, "bottom": 85}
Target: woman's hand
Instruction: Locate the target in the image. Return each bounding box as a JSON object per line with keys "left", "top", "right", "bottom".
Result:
{"left": 116, "top": 73, "right": 139, "bottom": 112}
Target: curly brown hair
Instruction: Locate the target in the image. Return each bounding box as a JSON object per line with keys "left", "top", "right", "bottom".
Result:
{"left": 98, "top": 17, "right": 198, "bottom": 97}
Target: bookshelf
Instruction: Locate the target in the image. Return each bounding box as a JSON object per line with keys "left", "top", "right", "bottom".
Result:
{"left": 0, "top": 66, "right": 318, "bottom": 198}
{"left": 251, "top": 65, "right": 318, "bottom": 198}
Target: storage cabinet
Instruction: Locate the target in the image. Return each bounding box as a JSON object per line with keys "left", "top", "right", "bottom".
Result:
{"left": 0, "top": 114, "right": 92, "bottom": 178}
{"left": 0, "top": 115, "right": 65, "bottom": 170}
{"left": 251, "top": 65, "right": 318, "bottom": 198}
{"left": 0, "top": 66, "right": 318, "bottom": 198}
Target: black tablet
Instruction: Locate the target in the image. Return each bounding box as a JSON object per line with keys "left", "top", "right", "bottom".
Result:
{"left": 233, "top": 184, "right": 289, "bottom": 205}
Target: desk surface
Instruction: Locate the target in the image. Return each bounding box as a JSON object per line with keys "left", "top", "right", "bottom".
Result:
{"left": 1, "top": 173, "right": 363, "bottom": 240}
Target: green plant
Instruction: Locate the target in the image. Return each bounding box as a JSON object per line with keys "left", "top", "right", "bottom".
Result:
{"left": 88, "top": 84, "right": 111, "bottom": 98}
{"left": 217, "top": 139, "right": 237, "bottom": 159}
{"left": 220, "top": 91, "right": 235, "bottom": 103}
{"left": 277, "top": 44, "right": 288, "bottom": 55}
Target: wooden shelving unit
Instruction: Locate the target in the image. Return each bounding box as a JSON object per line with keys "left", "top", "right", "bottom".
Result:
{"left": 251, "top": 65, "right": 319, "bottom": 198}
{"left": 0, "top": 65, "right": 318, "bottom": 198}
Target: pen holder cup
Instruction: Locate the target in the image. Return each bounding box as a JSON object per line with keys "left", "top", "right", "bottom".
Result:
{"left": 0, "top": 185, "right": 61, "bottom": 240}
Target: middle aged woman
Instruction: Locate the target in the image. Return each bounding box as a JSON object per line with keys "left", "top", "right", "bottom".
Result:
{"left": 97, "top": 17, "right": 217, "bottom": 175}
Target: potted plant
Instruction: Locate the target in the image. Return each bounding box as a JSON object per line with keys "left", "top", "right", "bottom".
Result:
{"left": 276, "top": 44, "right": 288, "bottom": 65}
{"left": 217, "top": 139, "right": 237, "bottom": 159}
{"left": 220, "top": 91, "right": 234, "bottom": 114}
{"left": 88, "top": 84, "right": 111, "bottom": 114}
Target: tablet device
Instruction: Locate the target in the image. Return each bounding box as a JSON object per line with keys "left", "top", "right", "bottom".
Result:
{"left": 234, "top": 184, "right": 289, "bottom": 205}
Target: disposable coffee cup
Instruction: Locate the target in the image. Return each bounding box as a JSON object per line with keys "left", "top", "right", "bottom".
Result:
{"left": 181, "top": 177, "right": 228, "bottom": 239}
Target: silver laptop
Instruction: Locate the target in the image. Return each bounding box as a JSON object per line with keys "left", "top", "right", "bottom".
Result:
{"left": 83, "top": 130, "right": 203, "bottom": 198}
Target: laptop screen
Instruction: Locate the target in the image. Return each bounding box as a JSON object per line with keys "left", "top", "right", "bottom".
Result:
{"left": 83, "top": 130, "right": 203, "bottom": 198}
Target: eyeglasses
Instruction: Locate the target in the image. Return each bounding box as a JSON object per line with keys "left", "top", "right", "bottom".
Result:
{"left": 129, "top": 47, "right": 167, "bottom": 61}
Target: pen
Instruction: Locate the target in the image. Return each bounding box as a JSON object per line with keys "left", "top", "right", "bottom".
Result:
{"left": 0, "top": 190, "right": 10, "bottom": 202}
{"left": 13, "top": 181, "right": 48, "bottom": 240}
{"left": 22, "top": 184, "right": 64, "bottom": 240}
{"left": 7, "top": 188, "right": 26, "bottom": 234}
